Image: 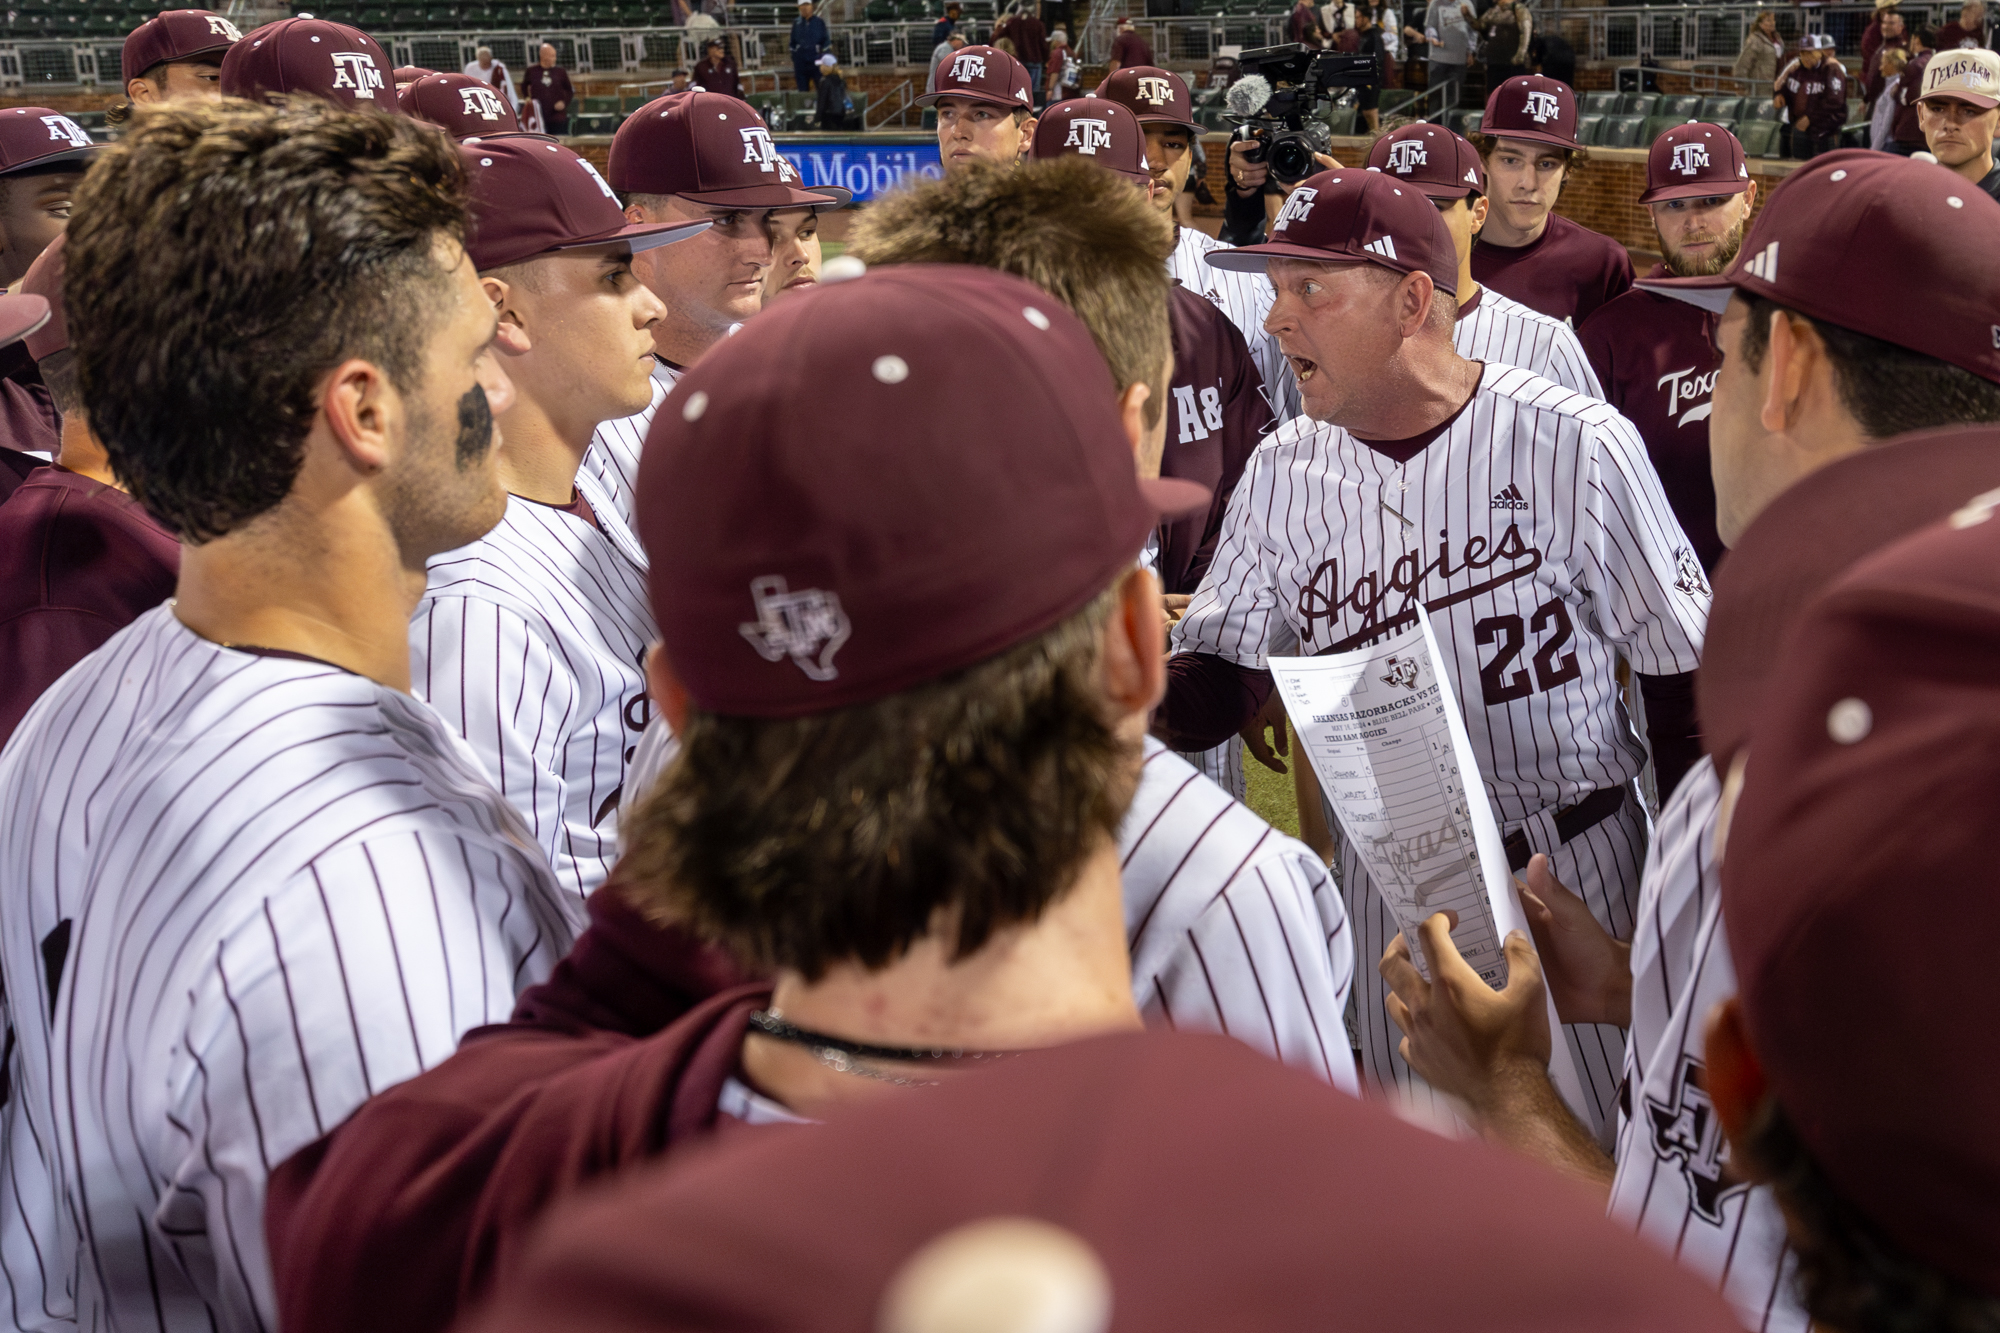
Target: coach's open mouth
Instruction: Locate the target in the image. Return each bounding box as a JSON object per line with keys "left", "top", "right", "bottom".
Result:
{"left": 1289, "top": 355, "right": 1317, "bottom": 382}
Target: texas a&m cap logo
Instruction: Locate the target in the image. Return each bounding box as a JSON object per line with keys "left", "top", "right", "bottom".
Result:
{"left": 41, "top": 115, "right": 91, "bottom": 149}
{"left": 1523, "top": 88, "right": 1561, "bottom": 123}
{"left": 1273, "top": 186, "right": 1318, "bottom": 231}
{"left": 458, "top": 84, "right": 508, "bottom": 121}
{"left": 740, "top": 575, "right": 851, "bottom": 682}
{"left": 207, "top": 15, "right": 243, "bottom": 39}
{"left": 738, "top": 125, "right": 801, "bottom": 181}
{"left": 1064, "top": 116, "right": 1111, "bottom": 154}
{"left": 1136, "top": 74, "right": 1174, "bottom": 105}
{"left": 329, "top": 50, "right": 385, "bottom": 99}
{"left": 950, "top": 50, "right": 987, "bottom": 82}
{"left": 1386, "top": 139, "right": 1427, "bottom": 172}
{"left": 1671, "top": 141, "right": 1709, "bottom": 175}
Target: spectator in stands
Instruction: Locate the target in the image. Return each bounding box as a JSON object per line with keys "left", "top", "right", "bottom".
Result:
{"left": 1529, "top": 28, "right": 1575, "bottom": 86}
{"left": 1108, "top": 17, "right": 1154, "bottom": 72}
{"left": 1917, "top": 48, "right": 2000, "bottom": 198}
{"left": 1290, "top": 0, "right": 1327, "bottom": 47}
{"left": 928, "top": 31, "right": 967, "bottom": 92}
{"left": 1478, "top": 0, "right": 1532, "bottom": 88}
{"left": 1776, "top": 34, "right": 1850, "bottom": 159}
{"left": 523, "top": 42, "right": 574, "bottom": 135}
{"left": 1872, "top": 46, "right": 1911, "bottom": 144}
{"left": 1892, "top": 27, "right": 1936, "bottom": 151}
{"left": 1411, "top": 0, "right": 1474, "bottom": 103}
{"left": 790, "top": 0, "right": 829, "bottom": 91}
{"left": 693, "top": 37, "right": 744, "bottom": 97}
{"left": 1937, "top": 0, "right": 1989, "bottom": 48}
{"left": 1353, "top": 7, "right": 1387, "bottom": 128}
{"left": 998, "top": 3, "right": 1051, "bottom": 107}
{"left": 111, "top": 8, "right": 238, "bottom": 127}
{"left": 463, "top": 45, "right": 522, "bottom": 114}
{"left": 815, "top": 53, "right": 856, "bottom": 128}
{"left": 934, "top": 1, "right": 963, "bottom": 46}
{"left": 672, "top": 67, "right": 692, "bottom": 92}
{"left": 1046, "top": 28, "right": 1080, "bottom": 100}
{"left": 1735, "top": 9, "right": 1784, "bottom": 85}
{"left": 1863, "top": 8, "right": 1911, "bottom": 110}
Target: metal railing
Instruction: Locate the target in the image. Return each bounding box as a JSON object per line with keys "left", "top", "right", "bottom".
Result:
{"left": 1538, "top": 1, "right": 1891, "bottom": 64}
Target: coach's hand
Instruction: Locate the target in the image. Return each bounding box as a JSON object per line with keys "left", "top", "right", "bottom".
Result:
{"left": 1239, "top": 688, "right": 1290, "bottom": 774}
{"left": 1517, "top": 853, "right": 1631, "bottom": 1027}
{"left": 1380, "top": 911, "right": 1551, "bottom": 1112}
{"left": 1228, "top": 138, "right": 1269, "bottom": 195}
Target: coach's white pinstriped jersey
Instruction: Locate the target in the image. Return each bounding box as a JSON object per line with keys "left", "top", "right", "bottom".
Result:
{"left": 1457, "top": 288, "right": 1604, "bottom": 398}
{"left": 620, "top": 724, "right": 1358, "bottom": 1090}
{"left": 1172, "top": 226, "right": 1301, "bottom": 425}
{"left": 0, "top": 607, "right": 576, "bottom": 1333}
{"left": 412, "top": 468, "right": 655, "bottom": 905}
{"left": 582, "top": 361, "right": 678, "bottom": 532}
{"left": 1173, "top": 364, "right": 1708, "bottom": 1127}
{"left": 1609, "top": 759, "right": 1805, "bottom": 1332}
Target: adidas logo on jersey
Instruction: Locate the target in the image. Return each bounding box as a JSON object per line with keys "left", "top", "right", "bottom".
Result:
{"left": 1490, "top": 483, "right": 1529, "bottom": 511}
{"left": 1363, "top": 234, "right": 1398, "bottom": 260}
{"left": 1743, "top": 240, "right": 1779, "bottom": 283}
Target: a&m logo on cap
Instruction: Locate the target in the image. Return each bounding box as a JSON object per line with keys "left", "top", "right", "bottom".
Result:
{"left": 207, "top": 15, "right": 242, "bottom": 38}
{"left": 740, "top": 575, "right": 851, "bottom": 681}
{"left": 576, "top": 156, "right": 617, "bottom": 198}
{"left": 1064, "top": 117, "right": 1112, "bottom": 154}
{"left": 951, "top": 51, "right": 987, "bottom": 82}
{"left": 330, "top": 50, "right": 385, "bottom": 99}
{"left": 1386, "top": 139, "right": 1427, "bottom": 172}
{"left": 1671, "top": 141, "right": 1710, "bottom": 175}
{"left": 1523, "top": 88, "right": 1561, "bottom": 123}
{"left": 740, "top": 124, "right": 782, "bottom": 171}
{"left": 1273, "top": 185, "right": 1317, "bottom": 230}
{"left": 1136, "top": 74, "right": 1174, "bottom": 105}
{"left": 459, "top": 84, "right": 508, "bottom": 120}
{"left": 40, "top": 115, "right": 90, "bottom": 149}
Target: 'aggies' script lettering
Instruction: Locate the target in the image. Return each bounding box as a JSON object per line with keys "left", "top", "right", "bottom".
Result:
{"left": 1297, "top": 522, "right": 1544, "bottom": 652}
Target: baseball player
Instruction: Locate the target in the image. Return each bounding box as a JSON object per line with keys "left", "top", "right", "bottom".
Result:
{"left": 1774, "top": 34, "right": 1849, "bottom": 159}
{"left": 1097, "top": 65, "right": 1302, "bottom": 424}
{"left": 584, "top": 92, "right": 845, "bottom": 528}
{"left": 411, "top": 137, "right": 708, "bottom": 905}
{"left": 268, "top": 266, "right": 1356, "bottom": 1333}
{"left": 1027, "top": 99, "right": 1275, "bottom": 798}
{"left": 219, "top": 16, "right": 395, "bottom": 109}
{"left": 1579, "top": 123, "right": 1757, "bottom": 574}
{"left": 1159, "top": 169, "right": 1709, "bottom": 1133}
{"left": 760, "top": 198, "right": 822, "bottom": 303}
{"left": 110, "top": 7, "right": 239, "bottom": 124}
{"left": 1915, "top": 47, "right": 2000, "bottom": 199}
{"left": 1368, "top": 122, "right": 1602, "bottom": 396}
{"left": 0, "top": 105, "right": 99, "bottom": 289}
{"left": 1384, "top": 154, "right": 2000, "bottom": 1331}
{"left": 400, "top": 69, "right": 521, "bottom": 137}
{"left": 0, "top": 99, "right": 577, "bottom": 1333}
{"left": 918, "top": 43, "right": 1038, "bottom": 172}
{"left": 1471, "top": 75, "right": 1635, "bottom": 325}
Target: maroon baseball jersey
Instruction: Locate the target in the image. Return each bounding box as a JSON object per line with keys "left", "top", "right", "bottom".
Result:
{"left": 1894, "top": 49, "right": 1935, "bottom": 145}
{"left": 1577, "top": 271, "right": 1724, "bottom": 571}
{"left": 1470, "top": 211, "right": 1634, "bottom": 326}
{"left": 0, "top": 465, "right": 179, "bottom": 745}
{"left": 1777, "top": 56, "right": 1850, "bottom": 136}
{"left": 1159, "top": 285, "right": 1272, "bottom": 597}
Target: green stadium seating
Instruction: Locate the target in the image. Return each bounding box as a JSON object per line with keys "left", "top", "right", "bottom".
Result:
{"left": 1745, "top": 97, "right": 1780, "bottom": 121}
{"left": 582, "top": 94, "right": 621, "bottom": 113}
{"left": 1736, "top": 119, "right": 1780, "bottom": 156}
{"left": 1573, "top": 111, "right": 1604, "bottom": 145}
{"left": 1600, "top": 114, "right": 1645, "bottom": 147}
{"left": 1449, "top": 108, "right": 1481, "bottom": 135}
{"left": 1657, "top": 93, "right": 1700, "bottom": 118}
{"left": 1698, "top": 96, "right": 1743, "bottom": 122}
{"left": 1641, "top": 114, "right": 1683, "bottom": 144}
{"left": 1616, "top": 92, "right": 1657, "bottom": 116}
{"left": 1580, "top": 90, "right": 1617, "bottom": 115}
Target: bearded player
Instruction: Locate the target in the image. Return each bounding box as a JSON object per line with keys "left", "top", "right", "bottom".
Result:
{"left": 1579, "top": 123, "right": 1756, "bottom": 574}
{"left": 1158, "top": 169, "right": 1709, "bottom": 1134}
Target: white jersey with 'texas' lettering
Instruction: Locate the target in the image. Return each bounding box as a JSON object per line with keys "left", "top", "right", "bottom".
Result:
{"left": 620, "top": 724, "right": 1359, "bottom": 1092}
{"left": 582, "top": 360, "right": 679, "bottom": 533}
{"left": 1172, "top": 225, "right": 1302, "bottom": 426}
{"left": 0, "top": 606, "right": 576, "bottom": 1333}
{"left": 1457, "top": 287, "right": 1605, "bottom": 399}
{"left": 1609, "top": 759, "right": 1806, "bottom": 1333}
{"left": 411, "top": 466, "right": 656, "bottom": 906}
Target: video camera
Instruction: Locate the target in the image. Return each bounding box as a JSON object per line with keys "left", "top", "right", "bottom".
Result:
{"left": 1224, "top": 43, "right": 1379, "bottom": 186}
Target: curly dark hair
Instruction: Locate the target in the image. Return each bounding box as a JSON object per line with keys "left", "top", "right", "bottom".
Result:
{"left": 65, "top": 97, "right": 469, "bottom": 543}
{"left": 621, "top": 584, "right": 1139, "bottom": 981}
{"left": 1744, "top": 1096, "right": 2000, "bottom": 1333}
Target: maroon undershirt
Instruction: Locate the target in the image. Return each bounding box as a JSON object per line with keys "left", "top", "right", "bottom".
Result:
{"left": 1455, "top": 287, "right": 1484, "bottom": 320}
{"left": 524, "top": 487, "right": 599, "bottom": 532}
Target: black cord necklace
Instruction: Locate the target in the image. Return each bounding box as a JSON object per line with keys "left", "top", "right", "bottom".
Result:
{"left": 746, "top": 1009, "right": 1019, "bottom": 1087}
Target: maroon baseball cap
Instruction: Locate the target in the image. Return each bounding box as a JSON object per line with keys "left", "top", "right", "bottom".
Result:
{"left": 1640, "top": 122, "right": 1750, "bottom": 203}
{"left": 465, "top": 1033, "right": 1747, "bottom": 1333}
{"left": 916, "top": 43, "right": 1035, "bottom": 109}
{"left": 0, "top": 108, "right": 99, "bottom": 175}
{"left": 401, "top": 72, "right": 520, "bottom": 139}
{"left": 1722, "top": 472, "right": 2000, "bottom": 1299}
{"left": 1206, "top": 168, "right": 1459, "bottom": 296}
{"left": 1639, "top": 151, "right": 2000, "bottom": 385}
{"left": 637, "top": 265, "right": 1207, "bottom": 718}
{"left": 1697, "top": 425, "right": 2000, "bottom": 771}
{"left": 16, "top": 231, "right": 65, "bottom": 361}
{"left": 0, "top": 294, "right": 51, "bottom": 359}
{"left": 1366, "top": 123, "right": 1486, "bottom": 201}
{"left": 608, "top": 91, "right": 844, "bottom": 208}
{"left": 121, "top": 8, "right": 241, "bottom": 82}
{"left": 1480, "top": 73, "right": 1582, "bottom": 151}
{"left": 1029, "top": 98, "right": 1150, "bottom": 184}
{"left": 463, "top": 136, "right": 711, "bottom": 271}
{"left": 219, "top": 17, "right": 398, "bottom": 111}
{"left": 1093, "top": 65, "right": 1196, "bottom": 128}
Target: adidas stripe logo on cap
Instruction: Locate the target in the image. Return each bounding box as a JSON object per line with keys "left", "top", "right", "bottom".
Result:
{"left": 1205, "top": 168, "right": 1460, "bottom": 297}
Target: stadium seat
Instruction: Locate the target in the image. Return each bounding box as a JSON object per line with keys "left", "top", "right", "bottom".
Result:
{"left": 1616, "top": 92, "right": 1657, "bottom": 116}
{"left": 1600, "top": 114, "right": 1645, "bottom": 147}
{"left": 1573, "top": 111, "right": 1604, "bottom": 145}
{"left": 1641, "top": 114, "right": 1684, "bottom": 144}
{"left": 1745, "top": 97, "right": 1780, "bottom": 121}
{"left": 582, "top": 94, "right": 620, "bottom": 113}
{"left": 1736, "top": 118, "right": 1780, "bottom": 156}
{"left": 1451, "top": 108, "right": 1482, "bottom": 135}
{"left": 1323, "top": 102, "right": 1356, "bottom": 135}
{"left": 1580, "top": 90, "right": 1617, "bottom": 115}
{"left": 1658, "top": 93, "right": 1700, "bottom": 118}
{"left": 1698, "top": 96, "right": 1743, "bottom": 122}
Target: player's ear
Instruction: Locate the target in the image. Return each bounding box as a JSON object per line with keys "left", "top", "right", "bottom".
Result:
{"left": 1100, "top": 565, "right": 1166, "bottom": 723}
{"left": 1470, "top": 194, "right": 1489, "bottom": 233}
{"left": 1758, "top": 307, "right": 1820, "bottom": 433}
{"left": 1397, "top": 271, "right": 1436, "bottom": 338}
{"left": 314, "top": 358, "right": 395, "bottom": 476}
{"left": 480, "top": 276, "right": 534, "bottom": 357}
{"left": 646, "top": 643, "right": 692, "bottom": 732}
{"left": 126, "top": 75, "right": 159, "bottom": 104}
{"left": 1703, "top": 996, "right": 1773, "bottom": 1178}
{"left": 1116, "top": 380, "right": 1151, "bottom": 463}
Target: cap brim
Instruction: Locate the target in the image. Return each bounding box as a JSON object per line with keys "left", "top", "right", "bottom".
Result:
{"left": 677, "top": 183, "right": 849, "bottom": 207}
{"left": 555, "top": 217, "right": 716, "bottom": 256}
{"left": 1638, "top": 178, "right": 1752, "bottom": 203}
{"left": 1481, "top": 128, "right": 1583, "bottom": 151}
{"left": 1923, "top": 89, "right": 2000, "bottom": 109}
{"left": 1133, "top": 110, "right": 1198, "bottom": 129}
{"left": 1142, "top": 475, "right": 1211, "bottom": 519}
{"left": 1, "top": 144, "right": 99, "bottom": 173}
{"left": 914, "top": 89, "right": 1031, "bottom": 108}
{"left": 1634, "top": 273, "right": 1737, "bottom": 313}
{"left": 1204, "top": 241, "right": 1362, "bottom": 273}
{"left": 0, "top": 294, "right": 51, "bottom": 352}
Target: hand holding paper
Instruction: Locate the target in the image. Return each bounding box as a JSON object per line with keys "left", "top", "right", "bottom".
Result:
{"left": 1380, "top": 913, "right": 1551, "bottom": 1107}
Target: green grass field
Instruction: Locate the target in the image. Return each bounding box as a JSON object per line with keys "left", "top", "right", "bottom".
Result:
{"left": 1240, "top": 743, "right": 1301, "bottom": 839}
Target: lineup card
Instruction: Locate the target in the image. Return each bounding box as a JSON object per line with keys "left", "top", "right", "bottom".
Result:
{"left": 1270, "top": 608, "right": 1586, "bottom": 1114}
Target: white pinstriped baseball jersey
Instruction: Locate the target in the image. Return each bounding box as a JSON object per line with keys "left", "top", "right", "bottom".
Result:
{"left": 0, "top": 606, "right": 576, "bottom": 1333}
{"left": 582, "top": 361, "right": 678, "bottom": 533}
{"left": 620, "top": 723, "right": 1358, "bottom": 1090}
{"left": 1609, "top": 759, "right": 1806, "bottom": 1332}
{"left": 1171, "top": 225, "right": 1302, "bottom": 425}
{"left": 1457, "top": 287, "right": 1604, "bottom": 398}
{"left": 411, "top": 467, "right": 656, "bottom": 905}
{"left": 1173, "top": 363, "right": 1709, "bottom": 1124}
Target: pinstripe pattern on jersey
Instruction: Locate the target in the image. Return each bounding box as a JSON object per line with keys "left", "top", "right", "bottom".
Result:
{"left": 1174, "top": 741, "right": 1244, "bottom": 800}
{"left": 412, "top": 476, "right": 656, "bottom": 905}
{"left": 0, "top": 606, "right": 576, "bottom": 1333}
{"left": 1171, "top": 226, "right": 1302, "bottom": 426}
{"left": 1609, "top": 761, "right": 1806, "bottom": 1333}
{"left": 1457, "top": 289, "right": 1605, "bottom": 398}
{"left": 616, "top": 722, "right": 1355, "bottom": 1090}
{"left": 582, "top": 362, "right": 679, "bottom": 534}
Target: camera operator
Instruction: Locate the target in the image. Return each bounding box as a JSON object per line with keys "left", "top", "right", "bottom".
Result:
{"left": 1219, "top": 44, "right": 1375, "bottom": 241}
